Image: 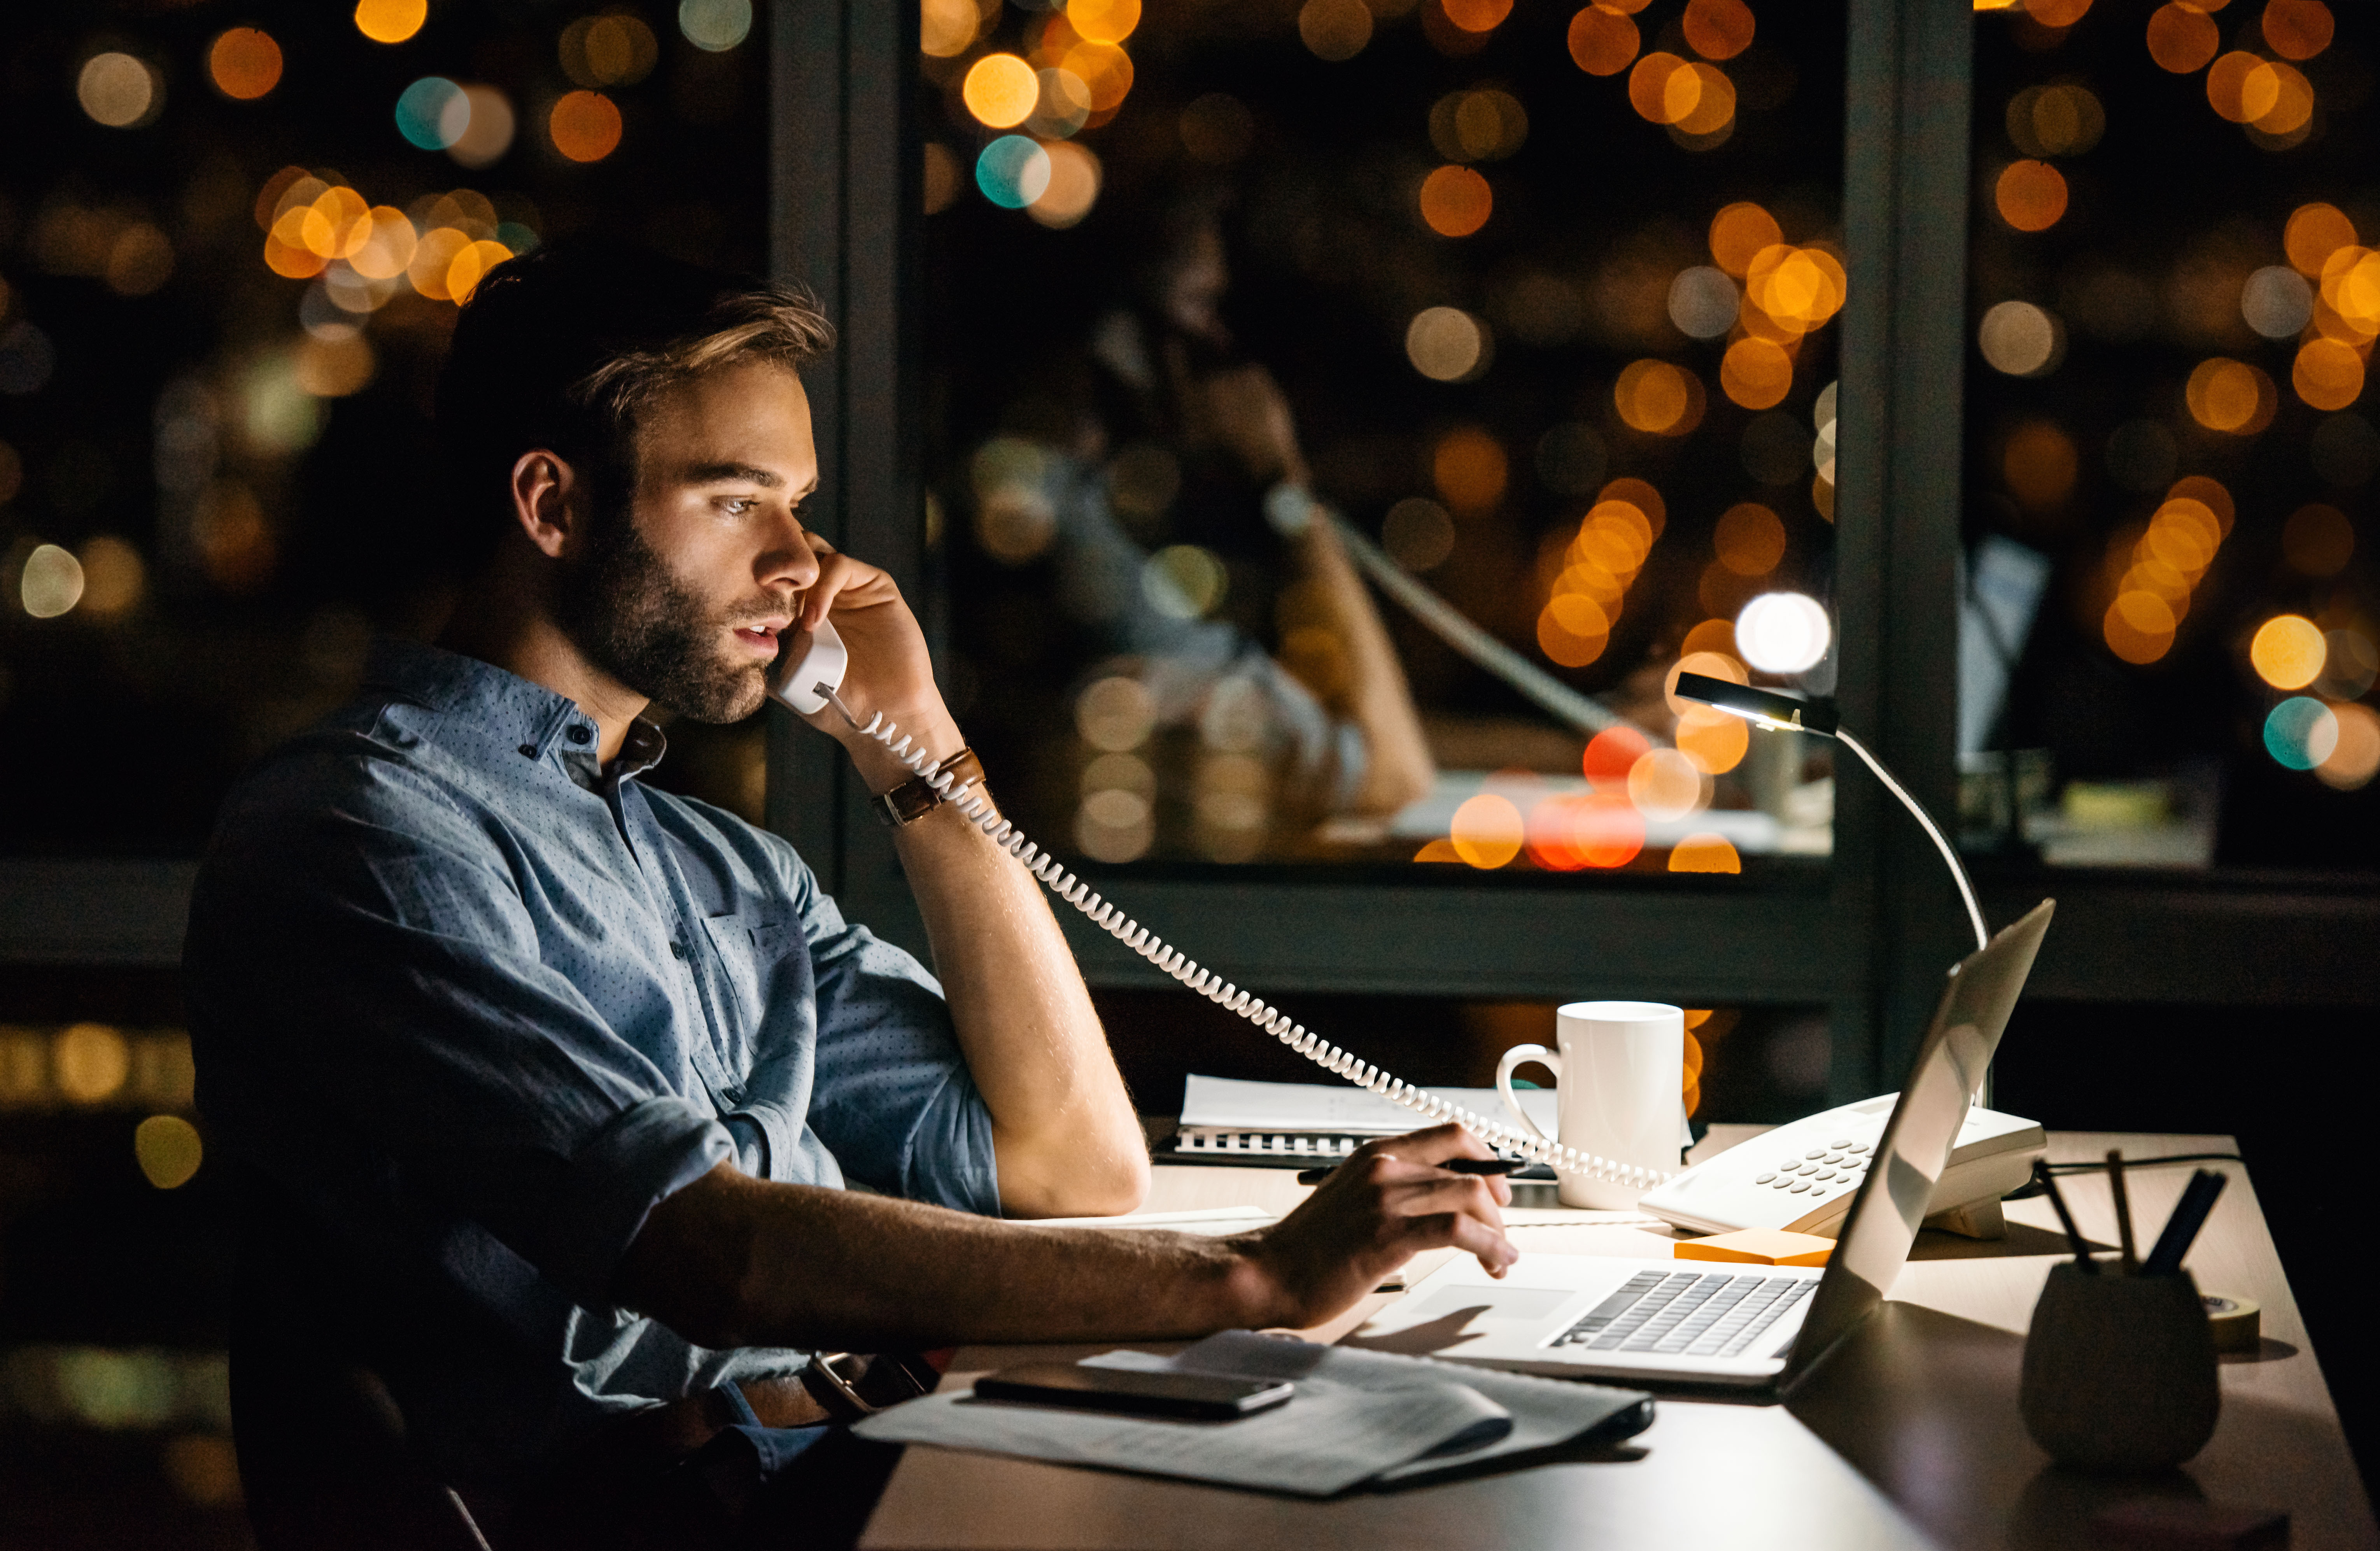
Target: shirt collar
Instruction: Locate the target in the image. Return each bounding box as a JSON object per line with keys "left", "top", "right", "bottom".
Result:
{"left": 364, "top": 637, "right": 669, "bottom": 789}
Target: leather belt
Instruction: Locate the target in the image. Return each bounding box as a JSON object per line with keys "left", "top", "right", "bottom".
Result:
{"left": 591, "top": 1350, "right": 940, "bottom": 1465}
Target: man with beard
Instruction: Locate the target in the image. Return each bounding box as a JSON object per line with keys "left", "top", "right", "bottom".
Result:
{"left": 184, "top": 245, "right": 1513, "bottom": 1546}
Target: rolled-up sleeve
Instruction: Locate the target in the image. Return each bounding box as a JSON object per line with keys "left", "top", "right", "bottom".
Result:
{"left": 793, "top": 876, "right": 1001, "bottom": 1217}
{"left": 187, "top": 761, "right": 736, "bottom": 1309}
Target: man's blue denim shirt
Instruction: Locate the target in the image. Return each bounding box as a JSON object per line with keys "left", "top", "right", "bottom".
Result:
{"left": 184, "top": 638, "right": 1000, "bottom": 1484}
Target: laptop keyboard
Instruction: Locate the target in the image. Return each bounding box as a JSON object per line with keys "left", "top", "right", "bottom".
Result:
{"left": 1548, "top": 1271, "right": 1818, "bottom": 1358}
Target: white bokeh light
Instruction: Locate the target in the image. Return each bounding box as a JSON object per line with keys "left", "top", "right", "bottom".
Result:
{"left": 1735, "top": 591, "right": 1832, "bottom": 674}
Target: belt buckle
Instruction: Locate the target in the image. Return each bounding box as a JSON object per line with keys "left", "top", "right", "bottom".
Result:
{"left": 799, "top": 1350, "right": 934, "bottom": 1424}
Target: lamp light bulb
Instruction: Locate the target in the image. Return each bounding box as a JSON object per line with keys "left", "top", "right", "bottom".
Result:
{"left": 1735, "top": 591, "right": 1832, "bottom": 674}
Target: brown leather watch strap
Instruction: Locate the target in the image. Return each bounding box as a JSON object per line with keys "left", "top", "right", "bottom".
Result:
{"left": 870, "top": 747, "right": 986, "bottom": 828}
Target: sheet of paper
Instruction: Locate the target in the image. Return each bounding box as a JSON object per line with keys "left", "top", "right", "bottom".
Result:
{"left": 1089, "top": 1330, "right": 1650, "bottom": 1483}
{"left": 1180, "top": 1074, "right": 1557, "bottom": 1136}
{"left": 853, "top": 1370, "right": 1510, "bottom": 1497}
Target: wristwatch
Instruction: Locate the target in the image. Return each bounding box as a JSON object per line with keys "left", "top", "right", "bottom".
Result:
{"left": 870, "top": 746, "right": 987, "bottom": 828}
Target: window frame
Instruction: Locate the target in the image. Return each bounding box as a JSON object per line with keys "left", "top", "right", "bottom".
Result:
{"left": 7, "top": 0, "right": 2375, "bottom": 1101}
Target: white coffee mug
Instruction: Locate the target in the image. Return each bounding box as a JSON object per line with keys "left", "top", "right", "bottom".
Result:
{"left": 1495, "top": 1001, "right": 1686, "bottom": 1209}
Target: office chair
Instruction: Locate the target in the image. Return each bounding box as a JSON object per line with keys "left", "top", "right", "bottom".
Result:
{"left": 228, "top": 1164, "right": 493, "bottom": 1551}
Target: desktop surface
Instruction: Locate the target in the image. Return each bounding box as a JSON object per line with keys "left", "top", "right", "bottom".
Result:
{"left": 860, "top": 1129, "right": 2377, "bottom": 1551}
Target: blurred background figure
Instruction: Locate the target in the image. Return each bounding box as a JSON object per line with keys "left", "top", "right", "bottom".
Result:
{"left": 967, "top": 188, "right": 1435, "bottom": 864}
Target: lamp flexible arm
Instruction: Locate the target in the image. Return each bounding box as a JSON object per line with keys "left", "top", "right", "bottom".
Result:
{"left": 1835, "top": 728, "right": 1990, "bottom": 954}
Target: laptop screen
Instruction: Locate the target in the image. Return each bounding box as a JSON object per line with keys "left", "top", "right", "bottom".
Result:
{"left": 1783, "top": 900, "right": 2054, "bottom": 1385}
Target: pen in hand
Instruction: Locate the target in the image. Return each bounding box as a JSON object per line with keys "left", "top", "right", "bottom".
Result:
{"left": 1296, "top": 1157, "right": 1524, "bottom": 1186}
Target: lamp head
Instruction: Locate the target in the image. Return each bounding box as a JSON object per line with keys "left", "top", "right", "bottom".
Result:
{"left": 1673, "top": 672, "right": 1840, "bottom": 738}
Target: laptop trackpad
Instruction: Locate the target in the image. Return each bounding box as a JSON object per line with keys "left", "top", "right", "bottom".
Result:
{"left": 1406, "top": 1286, "right": 1573, "bottom": 1322}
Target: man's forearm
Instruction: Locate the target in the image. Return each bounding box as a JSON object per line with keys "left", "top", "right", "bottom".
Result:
{"left": 884, "top": 774, "right": 1147, "bottom": 1218}
{"left": 625, "top": 1166, "right": 1263, "bottom": 1353}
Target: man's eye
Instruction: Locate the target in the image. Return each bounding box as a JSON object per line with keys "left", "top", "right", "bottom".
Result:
{"left": 722, "top": 498, "right": 757, "bottom": 515}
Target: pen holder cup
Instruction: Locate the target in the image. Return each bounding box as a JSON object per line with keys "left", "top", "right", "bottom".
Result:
{"left": 2019, "top": 1263, "right": 2220, "bottom": 1472}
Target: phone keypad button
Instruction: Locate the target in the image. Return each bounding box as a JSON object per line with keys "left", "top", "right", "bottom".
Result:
{"left": 1755, "top": 1172, "right": 1777, "bottom": 1184}
{"left": 1789, "top": 1179, "right": 1812, "bottom": 1192}
{"left": 1805, "top": 1149, "right": 1827, "bottom": 1160}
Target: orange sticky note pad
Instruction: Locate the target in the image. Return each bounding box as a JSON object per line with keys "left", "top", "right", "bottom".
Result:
{"left": 1673, "top": 1227, "right": 1834, "bottom": 1266}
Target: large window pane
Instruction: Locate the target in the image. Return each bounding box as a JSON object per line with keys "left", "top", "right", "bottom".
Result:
{"left": 924, "top": 0, "right": 1846, "bottom": 882}
{"left": 0, "top": 4, "right": 767, "bottom": 856}
{"left": 1964, "top": 0, "right": 2378, "bottom": 872}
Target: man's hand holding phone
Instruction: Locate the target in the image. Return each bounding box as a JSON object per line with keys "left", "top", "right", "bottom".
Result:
{"left": 771, "top": 534, "right": 966, "bottom": 793}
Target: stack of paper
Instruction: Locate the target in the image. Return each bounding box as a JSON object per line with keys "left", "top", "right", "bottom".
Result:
{"left": 1168, "top": 1075, "right": 1559, "bottom": 1169}
{"left": 853, "top": 1330, "right": 1650, "bottom": 1497}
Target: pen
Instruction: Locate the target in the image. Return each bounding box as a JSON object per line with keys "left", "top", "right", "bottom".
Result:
{"left": 1296, "top": 1157, "right": 1524, "bottom": 1186}
{"left": 2107, "top": 1149, "right": 2139, "bottom": 1273}
{"left": 2033, "top": 1160, "right": 2095, "bottom": 1271}
{"left": 2142, "top": 1169, "right": 2228, "bottom": 1277}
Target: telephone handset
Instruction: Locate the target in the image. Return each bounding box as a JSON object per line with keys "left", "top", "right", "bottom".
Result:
{"left": 770, "top": 620, "right": 1671, "bottom": 1191}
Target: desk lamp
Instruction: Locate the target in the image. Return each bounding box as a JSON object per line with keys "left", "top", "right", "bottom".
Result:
{"left": 1672, "top": 671, "right": 1989, "bottom": 954}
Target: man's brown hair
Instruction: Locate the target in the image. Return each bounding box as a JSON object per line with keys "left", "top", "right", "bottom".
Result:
{"left": 435, "top": 241, "right": 832, "bottom": 559}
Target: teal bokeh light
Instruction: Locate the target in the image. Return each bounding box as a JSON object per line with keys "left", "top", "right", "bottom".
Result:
{"left": 975, "top": 137, "right": 1051, "bottom": 210}
{"left": 395, "top": 77, "right": 467, "bottom": 150}
{"left": 2263, "top": 696, "right": 2338, "bottom": 771}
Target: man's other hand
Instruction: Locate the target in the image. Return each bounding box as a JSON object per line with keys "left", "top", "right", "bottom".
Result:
{"left": 1233, "top": 1124, "right": 1517, "bottom": 1331}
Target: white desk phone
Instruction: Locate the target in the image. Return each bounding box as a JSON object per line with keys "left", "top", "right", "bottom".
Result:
{"left": 777, "top": 620, "right": 2048, "bottom": 1238}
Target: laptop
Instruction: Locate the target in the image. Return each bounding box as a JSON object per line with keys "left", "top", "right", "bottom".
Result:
{"left": 1347, "top": 899, "right": 2055, "bottom": 1393}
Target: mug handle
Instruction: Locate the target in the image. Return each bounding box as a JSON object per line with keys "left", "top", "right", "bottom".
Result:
{"left": 1496, "top": 1044, "right": 1561, "bottom": 1146}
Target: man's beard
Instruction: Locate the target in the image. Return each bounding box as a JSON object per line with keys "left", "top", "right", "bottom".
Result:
{"left": 555, "top": 511, "right": 775, "bottom": 724}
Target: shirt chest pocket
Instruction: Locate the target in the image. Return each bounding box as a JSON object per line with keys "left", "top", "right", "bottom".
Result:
{"left": 696, "top": 912, "right": 803, "bottom": 1050}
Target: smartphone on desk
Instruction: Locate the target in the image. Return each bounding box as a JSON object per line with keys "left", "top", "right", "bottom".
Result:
{"left": 972, "top": 1364, "right": 1294, "bottom": 1421}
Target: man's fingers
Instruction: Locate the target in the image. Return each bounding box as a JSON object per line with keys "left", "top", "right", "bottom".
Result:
{"left": 1381, "top": 1173, "right": 1506, "bottom": 1234}
{"left": 1355, "top": 1122, "right": 1496, "bottom": 1169}
{"left": 1386, "top": 1209, "right": 1517, "bottom": 1278}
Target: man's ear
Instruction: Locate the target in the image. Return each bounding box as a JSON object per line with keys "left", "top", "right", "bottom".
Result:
{"left": 508, "top": 450, "right": 585, "bottom": 559}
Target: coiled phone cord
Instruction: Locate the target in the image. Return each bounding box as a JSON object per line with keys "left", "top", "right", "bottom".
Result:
{"left": 828, "top": 690, "right": 1676, "bottom": 1190}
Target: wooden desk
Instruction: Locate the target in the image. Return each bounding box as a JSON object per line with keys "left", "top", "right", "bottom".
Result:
{"left": 862, "top": 1132, "right": 2376, "bottom": 1551}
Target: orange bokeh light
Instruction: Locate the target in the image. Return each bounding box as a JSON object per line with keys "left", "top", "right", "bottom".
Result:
{"left": 1709, "top": 202, "right": 1781, "bottom": 277}
{"left": 1433, "top": 426, "right": 1507, "bottom": 514}
{"left": 1627, "top": 53, "right": 1696, "bottom": 125}
{"left": 2185, "top": 358, "right": 2272, "bottom": 432}
{"left": 963, "top": 54, "right": 1040, "bottom": 128}
{"left": 2207, "top": 51, "right": 2278, "bottom": 121}
{"left": 407, "top": 226, "right": 473, "bottom": 301}
{"left": 2286, "top": 203, "right": 2357, "bottom": 276}
{"left": 1575, "top": 798, "right": 1648, "bottom": 869}
{"left": 1714, "top": 503, "right": 1786, "bottom": 576}
{"left": 1668, "top": 832, "right": 1743, "bottom": 874}
{"left": 1584, "top": 726, "right": 1652, "bottom": 790}
{"left": 1995, "top": 161, "right": 2069, "bottom": 232}
{"left": 1537, "top": 594, "right": 1612, "bottom": 668}
{"left": 2250, "top": 613, "right": 2327, "bottom": 689}
{"left": 354, "top": 0, "right": 426, "bottom": 45}
{"left": 2169, "top": 475, "right": 2234, "bottom": 531}
{"left": 1066, "top": 0, "right": 1142, "bottom": 46}
{"left": 1721, "top": 336, "right": 1794, "bottom": 408}
{"left": 1675, "top": 708, "right": 1749, "bottom": 775}
{"left": 550, "top": 91, "right": 623, "bottom": 161}
{"left": 2249, "top": 61, "right": 2315, "bottom": 135}
{"left": 1567, "top": 5, "right": 1640, "bottom": 75}
{"left": 1675, "top": 64, "right": 1736, "bottom": 136}
{"left": 1419, "top": 165, "right": 1493, "bottom": 237}
{"left": 2145, "top": 2, "right": 2219, "bottom": 72}
{"left": 208, "top": 28, "right": 283, "bottom": 99}
{"left": 2317, "top": 702, "right": 2380, "bottom": 790}
{"left": 2294, "top": 337, "right": 2365, "bottom": 411}
{"left": 2029, "top": 0, "right": 2093, "bottom": 25}
{"left": 1601, "top": 479, "right": 1666, "bottom": 534}
{"left": 1615, "top": 360, "right": 1699, "bottom": 434}
{"left": 2263, "top": 0, "right": 2334, "bottom": 61}
{"left": 1444, "top": 0, "right": 1515, "bottom": 29}
{"left": 1681, "top": 0, "right": 1754, "bottom": 60}
{"left": 1628, "top": 747, "right": 1705, "bottom": 822}
{"left": 1450, "top": 792, "right": 1525, "bottom": 868}
{"left": 1680, "top": 618, "right": 1736, "bottom": 659}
